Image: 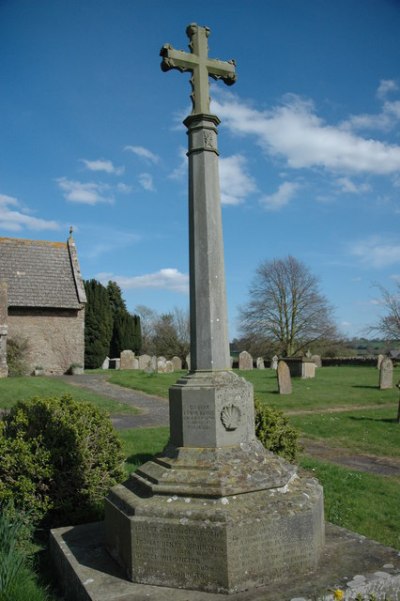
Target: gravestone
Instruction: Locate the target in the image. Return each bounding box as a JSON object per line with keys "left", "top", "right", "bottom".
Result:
{"left": 0, "top": 281, "right": 8, "bottom": 378}
{"left": 109, "top": 358, "right": 120, "bottom": 370}
{"left": 105, "top": 23, "right": 323, "bottom": 594}
{"left": 277, "top": 360, "right": 292, "bottom": 394}
{"left": 120, "top": 350, "right": 136, "bottom": 370}
{"left": 302, "top": 360, "right": 316, "bottom": 379}
{"left": 256, "top": 356, "right": 265, "bottom": 369}
{"left": 312, "top": 354, "right": 322, "bottom": 368}
{"left": 138, "top": 354, "right": 151, "bottom": 370}
{"left": 239, "top": 350, "right": 253, "bottom": 369}
{"left": 165, "top": 360, "right": 174, "bottom": 373}
{"left": 377, "top": 354, "right": 384, "bottom": 370}
{"left": 380, "top": 357, "right": 393, "bottom": 389}
{"left": 101, "top": 356, "right": 110, "bottom": 370}
{"left": 172, "top": 356, "right": 182, "bottom": 371}
{"left": 270, "top": 354, "right": 278, "bottom": 369}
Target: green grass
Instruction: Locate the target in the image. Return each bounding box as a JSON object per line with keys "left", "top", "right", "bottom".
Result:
{"left": 300, "top": 457, "right": 400, "bottom": 550}
{"left": 291, "top": 406, "right": 400, "bottom": 457}
{"left": 0, "top": 376, "right": 138, "bottom": 415}
{"left": 106, "top": 365, "right": 400, "bottom": 411}
{"left": 107, "top": 369, "right": 185, "bottom": 398}
{"left": 118, "top": 426, "right": 170, "bottom": 474}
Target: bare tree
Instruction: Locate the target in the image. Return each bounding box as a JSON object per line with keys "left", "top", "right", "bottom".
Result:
{"left": 134, "top": 305, "right": 190, "bottom": 359}
{"left": 240, "top": 256, "right": 338, "bottom": 357}
{"left": 368, "top": 283, "right": 400, "bottom": 342}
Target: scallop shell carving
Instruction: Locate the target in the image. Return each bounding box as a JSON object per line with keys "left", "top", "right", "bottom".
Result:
{"left": 220, "top": 404, "right": 241, "bottom": 431}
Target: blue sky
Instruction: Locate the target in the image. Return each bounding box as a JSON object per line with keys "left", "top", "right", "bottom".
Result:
{"left": 1, "top": 0, "right": 400, "bottom": 340}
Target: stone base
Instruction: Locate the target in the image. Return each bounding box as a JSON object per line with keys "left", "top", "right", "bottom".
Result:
{"left": 50, "top": 521, "right": 400, "bottom": 601}
{"left": 104, "top": 467, "right": 324, "bottom": 593}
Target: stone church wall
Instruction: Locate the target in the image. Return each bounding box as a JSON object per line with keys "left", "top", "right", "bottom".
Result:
{"left": 8, "top": 307, "right": 85, "bottom": 375}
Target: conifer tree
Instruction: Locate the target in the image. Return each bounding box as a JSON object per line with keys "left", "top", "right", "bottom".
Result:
{"left": 84, "top": 279, "right": 113, "bottom": 368}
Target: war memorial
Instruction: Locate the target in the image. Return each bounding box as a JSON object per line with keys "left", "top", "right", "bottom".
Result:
{"left": 51, "top": 24, "right": 400, "bottom": 601}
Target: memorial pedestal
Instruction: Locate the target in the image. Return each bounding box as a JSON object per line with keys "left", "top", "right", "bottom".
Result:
{"left": 105, "top": 370, "right": 325, "bottom": 593}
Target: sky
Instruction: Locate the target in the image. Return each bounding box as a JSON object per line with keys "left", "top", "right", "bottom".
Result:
{"left": 1, "top": 0, "right": 400, "bottom": 341}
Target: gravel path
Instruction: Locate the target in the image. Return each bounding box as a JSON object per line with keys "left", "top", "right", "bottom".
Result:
{"left": 56, "top": 373, "right": 169, "bottom": 429}
{"left": 57, "top": 373, "right": 400, "bottom": 477}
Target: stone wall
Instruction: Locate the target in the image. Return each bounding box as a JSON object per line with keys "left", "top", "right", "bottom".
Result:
{"left": 8, "top": 307, "right": 85, "bottom": 375}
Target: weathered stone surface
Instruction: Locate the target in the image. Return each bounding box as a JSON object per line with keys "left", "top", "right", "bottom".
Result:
{"left": 377, "top": 353, "right": 384, "bottom": 369}
{"left": 256, "top": 357, "right": 265, "bottom": 369}
{"left": 302, "top": 360, "right": 316, "bottom": 379}
{"left": 51, "top": 520, "right": 400, "bottom": 601}
{"left": 277, "top": 360, "right": 292, "bottom": 394}
{"left": 0, "top": 281, "right": 8, "bottom": 378}
{"left": 138, "top": 354, "right": 151, "bottom": 370}
{"left": 105, "top": 472, "right": 323, "bottom": 593}
{"left": 172, "top": 356, "right": 182, "bottom": 371}
{"left": 311, "top": 354, "right": 322, "bottom": 368}
{"left": 120, "top": 350, "right": 136, "bottom": 370}
{"left": 101, "top": 356, "right": 110, "bottom": 370}
{"left": 380, "top": 357, "right": 393, "bottom": 389}
{"left": 169, "top": 370, "right": 256, "bottom": 449}
{"left": 157, "top": 356, "right": 167, "bottom": 372}
{"left": 270, "top": 354, "right": 278, "bottom": 369}
{"left": 185, "top": 353, "right": 191, "bottom": 370}
{"left": 238, "top": 350, "right": 253, "bottom": 370}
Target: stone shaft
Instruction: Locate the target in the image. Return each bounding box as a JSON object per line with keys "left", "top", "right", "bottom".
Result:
{"left": 185, "top": 114, "right": 231, "bottom": 371}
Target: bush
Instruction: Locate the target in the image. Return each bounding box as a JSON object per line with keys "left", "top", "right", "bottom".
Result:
{"left": 0, "top": 395, "right": 125, "bottom": 527}
{"left": 254, "top": 399, "right": 301, "bottom": 462}
{"left": 6, "top": 336, "right": 30, "bottom": 376}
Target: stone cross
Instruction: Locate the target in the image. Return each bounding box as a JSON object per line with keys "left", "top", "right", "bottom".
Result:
{"left": 160, "top": 23, "right": 236, "bottom": 115}
{"left": 161, "top": 24, "right": 237, "bottom": 371}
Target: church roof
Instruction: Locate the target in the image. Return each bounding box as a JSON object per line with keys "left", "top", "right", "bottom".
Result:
{"left": 0, "top": 236, "right": 86, "bottom": 309}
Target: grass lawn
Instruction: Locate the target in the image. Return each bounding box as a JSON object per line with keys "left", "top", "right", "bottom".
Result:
{"left": 0, "top": 375, "right": 138, "bottom": 415}
{"left": 106, "top": 365, "right": 400, "bottom": 411}
{"left": 292, "top": 406, "right": 400, "bottom": 457}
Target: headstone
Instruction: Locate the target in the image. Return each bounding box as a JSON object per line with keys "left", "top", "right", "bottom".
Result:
{"left": 270, "top": 354, "right": 278, "bottom": 369}
{"left": 101, "top": 356, "right": 110, "bottom": 370}
{"left": 138, "top": 354, "right": 151, "bottom": 370}
{"left": 172, "top": 356, "right": 182, "bottom": 371}
{"left": 165, "top": 360, "right": 174, "bottom": 373}
{"left": 238, "top": 350, "right": 253, "bottom": 369}
{"left": 302, "top": 361, "right": 316, "bottom": 379}
{"left": 379, "top": 357, "right": 393, "bottom": 389}
{"left": 0, "top": 281, "right": 8, "bottom": 378}
{"left": 256, "top": 356, "right": 265, "bottom": 369}
{"left": 311, "top": 354, "right": 322, "bottom": 368}
{"left": 305, "top": 349, "right": 312, "bottom": 359}
{"left": 277, "top": 360, "right": 292, "bottom": 394}
{"left": 157, "top": 356, "right": 167, "bottom": 372}
{"left": 377, "top": 354, "right": 384, "bottom": 370}
{"left": 185, "top": 353, "right": 191, "bottom": 370}
{"left": 120, "top": 350, "right": 136, "bottom": 370}
{"left": 102, "top": 23, "right": 324, "bottom": 595}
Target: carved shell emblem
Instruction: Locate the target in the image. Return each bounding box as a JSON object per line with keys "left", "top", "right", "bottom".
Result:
{"left": 220, "top": 404, "right": 241, "bottom": 431}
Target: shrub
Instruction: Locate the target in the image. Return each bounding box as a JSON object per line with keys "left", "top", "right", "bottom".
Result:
{"left": 6, "top": 336, "right": 30, "bottom": 376}
{"left": 254, "top": 399, "right": 301, "bottom": 462}
{"left": 0, "top": 395, "right": 125, "bottom": 527}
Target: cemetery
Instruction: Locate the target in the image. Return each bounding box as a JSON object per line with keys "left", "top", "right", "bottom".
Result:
{"left": 2, "top": 15, "right": 400, "bottom": 601}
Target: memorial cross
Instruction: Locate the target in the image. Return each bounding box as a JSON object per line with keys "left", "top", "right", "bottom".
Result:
{"left": 160, "top": 23, "right": 236, "bottom": 114}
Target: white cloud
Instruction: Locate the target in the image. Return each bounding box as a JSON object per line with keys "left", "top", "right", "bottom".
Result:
{"left": 212, "top": 91, "right": 400, "bottom": 175}
{"left": 57, "top": 177, "right": 113, "bottom": 205}
{"left": 125, "top": 145, "right": 160, "bottom": 164}
{"left": 81, "top": 159, "right": 124, "bottom": 175}
{"left": 336, "top": 177, "right": 371, "bottom": 194}
{"left": 138, "top": 173, "right": 155, "bottom": 192}
{"left": 377, "top": 79, "right": 398, "bottom": 100}
{"left": 350, "top": 236, "right": 400, "bottom": 268}
{"left": 169, "top": 147, "right": 187, "bottom": 181}
{"left": 97, "top": 268, "right": 189, "bottom": 294}
{"left": 219, "top": 155, "right": 257, "bottom": 205}
{"left": 116, "top": 182, "right": 133, "bottom": 194}
{"left": 341, "top": 99, "right": 400, "bottom": 132}
{"left": 260, "top": 182, "right": 300, "bottom": 211}
{"left": 0, "top": 194, "right": 59, "bottom": 232}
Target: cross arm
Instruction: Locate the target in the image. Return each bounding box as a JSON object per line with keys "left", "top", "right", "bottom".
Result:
{"left": 160, "top": 45, "right": 198, "bottom": 73}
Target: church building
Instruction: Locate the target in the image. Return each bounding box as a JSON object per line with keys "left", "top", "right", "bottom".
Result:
{"left": 0, "top": 232, "right": 86, "bottom": 376}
